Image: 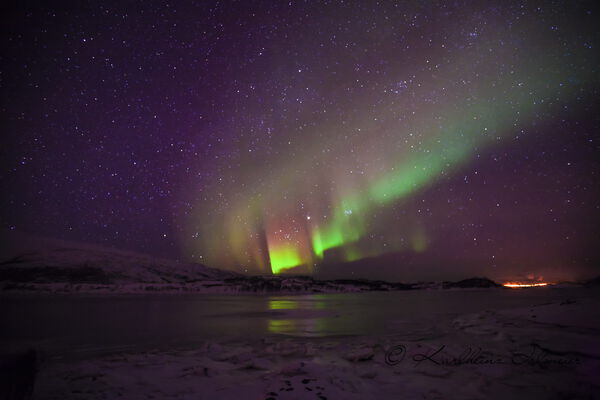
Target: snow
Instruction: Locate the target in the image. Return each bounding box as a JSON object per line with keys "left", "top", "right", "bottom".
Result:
{"left": 2, "top": 231, "right": 599, "bottom": 398}
{"left": 27, "top": 289, "right": 600, "bottom": 399}
{"left": 0, "top": 231, "right": 234, "bottom": 286}
{"left": 0, "top": 232, "right": 414, "bottom": 294}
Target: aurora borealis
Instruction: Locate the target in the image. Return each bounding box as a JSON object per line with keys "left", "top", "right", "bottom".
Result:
{"left": 2, "top": 1, "right": 599, "bottom": 282}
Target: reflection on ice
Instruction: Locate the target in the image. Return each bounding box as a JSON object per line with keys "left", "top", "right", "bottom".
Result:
{"left": 268, "top": 296, "right": 328, "bottom": 336}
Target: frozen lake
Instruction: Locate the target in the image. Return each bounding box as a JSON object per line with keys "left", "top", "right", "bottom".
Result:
{"left": 1, "top": 287, "right": 594, "bottom": 361}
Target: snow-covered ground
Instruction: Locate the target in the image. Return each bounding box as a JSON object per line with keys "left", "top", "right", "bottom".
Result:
{"left": 2, "top": 232, "right": 599, "bottom": 398}
{"left": 20, "top": 289, "right": 600, "bottom": 400}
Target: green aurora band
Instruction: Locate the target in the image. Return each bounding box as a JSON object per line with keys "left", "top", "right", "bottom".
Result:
{"left": 297, "top": 79, "right": 587, "bottom": 274}
{"left": 246, "top": 80, "right": 568, "bottom": 274}
{"left": 182, "top": 23, "right": 596, "bottom": 275}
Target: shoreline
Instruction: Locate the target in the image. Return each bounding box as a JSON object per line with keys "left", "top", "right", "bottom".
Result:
{"left": 21, "top": 292, "right": 599, "bottom": 400}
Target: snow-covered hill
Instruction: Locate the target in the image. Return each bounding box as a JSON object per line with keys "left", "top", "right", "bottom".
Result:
{"left": 0, "top": 246, "right": 235, "bottom": 283}
{"left": 0, "top": 231, "right": 236, "bottom": 291}
{"left": 0, "top": 232, "right": 414, "bottom": 294}
{"left": 2, "top": 231, "right": 566, "bottom": 294}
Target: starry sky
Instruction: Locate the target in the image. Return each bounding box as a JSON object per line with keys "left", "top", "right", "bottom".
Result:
{"left": 1, "top": 1, "right": 599, "bottom": 282}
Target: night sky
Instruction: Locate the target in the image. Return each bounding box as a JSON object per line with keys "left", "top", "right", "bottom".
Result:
{"left": 1, "top": 1, "right": 599, "bottom": 282}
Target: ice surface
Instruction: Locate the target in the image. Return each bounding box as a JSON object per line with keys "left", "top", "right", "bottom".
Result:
{"left": 23, "top": 289, "right": 600, "bottom": 400}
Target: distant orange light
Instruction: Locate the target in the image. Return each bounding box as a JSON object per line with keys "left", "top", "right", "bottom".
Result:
{"left": 503, "top": 282, "right": 549, "bottom": 288}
